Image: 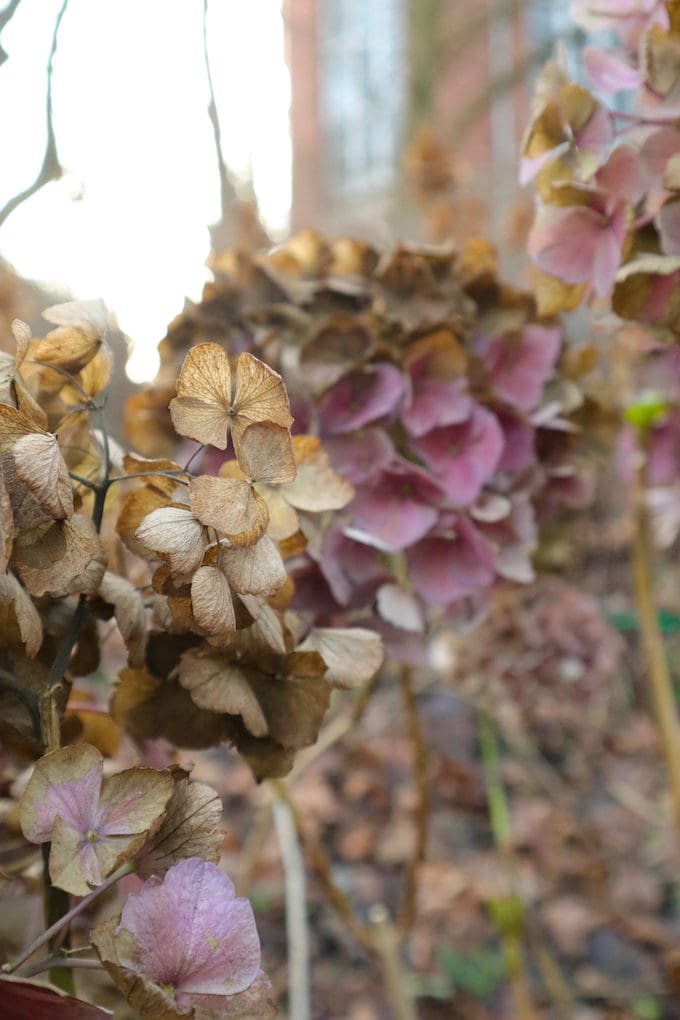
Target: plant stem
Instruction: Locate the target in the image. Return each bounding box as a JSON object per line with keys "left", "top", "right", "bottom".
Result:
{"left": 3, "top": 862, "right": 134, "bottom": 976}
{"left": 631, "top": 457, "right": 680, "bottom": 834}
{"left": 273, "top": 796, "right": 310, "bottom": 1020}
{"left": 397, "top": 666, "right": 430, "bottom": 937}
{"left": 19, "top": 955, "right": 102, "bottom": 979}
{"left": 369, "top": 906, "right": 417, "bottom": 1020}
{"left": 271, "top": 780, "right": 373, "bottom": 951}
{"left": 479, "top": 710, "right": 538, "bottom": 1020}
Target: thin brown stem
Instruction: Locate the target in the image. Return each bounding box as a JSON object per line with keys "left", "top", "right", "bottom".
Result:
{"left": 397, "top": 666, "right": 430, "bottom": 936}
{"left": 631, "top": 455, "right": 680, "bottom": 834}
{"left": 19, "top": 955, "right": 102, "bottom": 979}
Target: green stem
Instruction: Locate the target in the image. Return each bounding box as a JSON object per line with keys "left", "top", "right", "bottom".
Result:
{"left": 631, "top": 455, "right": 680, "bottom": 834}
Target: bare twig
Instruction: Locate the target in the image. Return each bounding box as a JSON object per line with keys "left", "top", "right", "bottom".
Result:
{"left": 202, "top": 0, "right": 237, "bottom": 243}
{"left": 0, "top": 0, "right": 68, "bottom": 229}
{"left": 397, "top": 666, "right": 430, "bottom": 937}
{"left": 273, "top": 796, "right": 311, "bottom": 1020}
{"left": 271, "top": 779, "right": 373, "bottom": 951}
{"left": 0, "top": 0, "right": 24, "bottom": 66}
{"left": 19, "top": 955, "right": 102, "bottom": 979}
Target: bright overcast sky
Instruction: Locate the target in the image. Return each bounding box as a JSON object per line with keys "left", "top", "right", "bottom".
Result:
{"left": 0, "top": 0, "right": 291, "bottom": 381}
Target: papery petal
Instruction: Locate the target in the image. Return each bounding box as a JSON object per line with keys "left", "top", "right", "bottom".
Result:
{"left": 20, "top": 744, "right": 102, "bottom": 842}
{"left": 118, "top": 859, "right": 261, "bottom": 997}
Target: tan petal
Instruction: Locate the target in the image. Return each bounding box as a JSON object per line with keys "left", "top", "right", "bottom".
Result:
{"left": 189, "top": 475, "right": 269, "bottom": 548}
{"left": 256, "top": 486, "right": 299, "bottom": 541}
{"left": 298, "top": 627, "right": 384, "bottom": 689}
{"left": 122, "top": 454, "right": 185, "bottom": 497}
{"left": 237, "top": 422, "right": 296, "bottom": 484}
{"left": 10, "top": 319, "right": 31, "bottom": 366}
{"left": 136, "top": 775, "right": 223, "bottom": 879}
{"left": 42, "top": 299, "right": 109, "bottom": 337}
{"left": 284, "top": 436, "right": 353, "bottom": 512}
{"left": 98, "top": 571, "right": 147, "bottom": 667}
{"left": 191, "top": 565, "right": 236, "bottom": 635}
{"left": 169, "top": 342, "right": 232, "bottom": 448}
{"left": 0, "top": 572, "right": 42, "bottom": 657}
{"left": 231, "top": 352, "right": 293, "bottom": 453}
{"left": 13, "top": 433, "right": 74, "bottom": 519}
{"left": 0, "top": 470, "right": 14, "bottom": 571}
{"left": 135, "top": 504, "right": 208, "bottom": 577}
{"left": 0, "top": 403, "right": 36, "bottom": 449}
{"left": 116, "top": 488, "right": 171, "bottom": 558}
{"left": 220, "top": 535, "right": 286, "bottom": 596}
{"left": 376, "top": 584, "right": 424, "bottom": 634}
{"left": 178, "top": 648, "right": 269, "bottom": 736}
{"left": 14, "top": 515, "right": 105, "bottom": 597}
{"left": 32, "top": 326, "right": 101, "bottom": 374}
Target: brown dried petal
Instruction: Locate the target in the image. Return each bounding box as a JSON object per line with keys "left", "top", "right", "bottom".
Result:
{"left": 220, "top": 535, "right": 286, "bottom": 596}
{"left": 98, "top": 571, "right": 147, "bottom": 667}
{"left": 231, "top": 352, "right": 293, "bottom": 454}
{"left": 169, "top": 342, "right": 232, "bottom": 449}
{"left": 13, "top": 433, "right": 74, "bottom": 520}
{"left": 179, "top": 649, "right": 269, "bottom": 736}
{"left": 189, "top": 476, "right": 269, "bottom": 548}
{"left": 136, "top": 775, "right": 223, "bottom": 879}
{"left": 191, "top": 565, "right": 236, "bottom": 636}
{"left": 236, "top": 422, "right": 296, "bottom": 485}
{"left": 0, "top": 572, "right": 42, "bottom": 657}
{"left": 13, "top": 515, "right": 105, "bottom": 597}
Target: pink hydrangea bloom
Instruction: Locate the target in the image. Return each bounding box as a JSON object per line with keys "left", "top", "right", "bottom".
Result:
{"left": 346, "top": 458, "right": 445, "bottom": 551}
{"left": 583, "top": 46, "right": 643, "bottom": 92}
{"left": 411, "top": 406, "right": 505, "bottom": 505}
{"left": 400, "top": 345, "right": 471, "bottom": 436}
{"left": 323, "top": 428, "right": 395, "bottom": 484}
{"left": 477, "top": 325, "right": 561, "bottom": 412}
{"left": 528, "top": 190, "right": 629, "bottom": 298}
{"left": 406, "top": 515, "right": 496, "bottom": 605}
{"left": 116, "top": 858, "right": 262, "bottom": 1012}
{"left": 318, "top": 362, "right": 406, "bottom": 434}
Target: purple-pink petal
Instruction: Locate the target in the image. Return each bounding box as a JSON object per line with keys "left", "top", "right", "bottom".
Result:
{"left": 406, "top": 517, "right": 495, "bottom": 605}
{"left": 318, "top": 363, "right": 406, "bottom": 434}
{"left": 118, "top": 859, "right": 261, "bottom": 999}
{"left": 34, "top": 761, "right": 101, "bottom": 841}
{"left": 583, "top": 46, "right": 643, "bottom": 92}
{"left": 478, "top": 325, "right": 561, "bottom": 411}
{"left": 659, "top": 199, "right": 680, "bottom": 257}
{"left": 348, "top": 460, "right": 444, "bottom": 551}
{"left": 323, "top": 428, "right": 395, "bottom": 484}
{"left": 411, "top": 407, "right": 504, "bottom": 505}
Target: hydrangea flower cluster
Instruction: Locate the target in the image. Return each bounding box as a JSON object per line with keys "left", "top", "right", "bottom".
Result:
{"left": 148, "top": 234, "right": 585, "bottom": 661}
{"left": 523, "top": 1, "right": 680, "bottom": 547}
{"left": 523, "top": 0, "right": 680, "bottom": 335}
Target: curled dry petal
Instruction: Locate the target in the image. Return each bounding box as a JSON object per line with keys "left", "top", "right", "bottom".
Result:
{"left": 13, "top": 433, "right": 74, "bottom": 520}
{"left": 0, "top": 572, "right": 42, "bottom": 657}
{"left": 136, "top": 775, "right": 223, "bottom": 880}
{"left": 98, "top": 571, "right": 147, "bottom": 667}
{"left": 189, "top": 476, "right": 269, "bottom": 548}
{"left": 191, "top": 565, "right": 236, "bottom": 635}
{"left": 13, "top": 515, "right": 106, "bottom": 597}
{"left": 136, "top": 504, "right": 208, "bottom": 577}
{"left": 0, "top": 976, "right": 112, "bottom": 1019}
{"left": 178, "top": 650, "right": 269, "bottom": 736}
{"left": 376, "top": 583, "right": 425, "bottom": 634}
